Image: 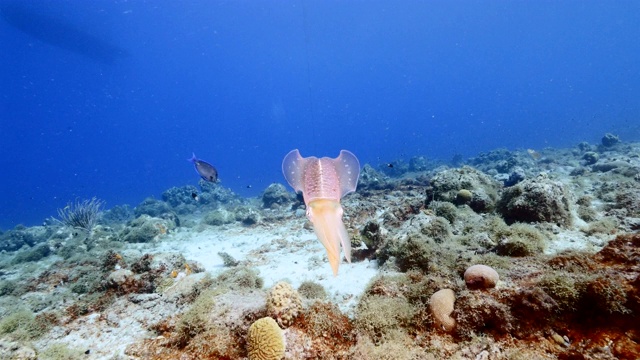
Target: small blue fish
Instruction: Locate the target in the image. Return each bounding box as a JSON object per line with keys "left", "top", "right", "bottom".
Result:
{"left": 188, "top": 153, "right": 218, "bottom": 182}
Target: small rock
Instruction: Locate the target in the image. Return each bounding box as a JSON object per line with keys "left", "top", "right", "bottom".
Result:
{"left": 550, "top": 331, "right": 569, "bottom": 347}
{"left": 601, "top": 133, "right": 620, "bottom": 147}
{"left": 15, "top": 347, "right": 37, "bottom": 360}
{"left": 262, "top": 183, "right": 294, "bottom": 208}
{"left": 107, "top": 269, "right": 134, "bottom": 286}
{"left": 128, "top": 293, "right": 161, "bottom": 304}
{"left": 105, "top": 312, "right": 120, "bottom": 326}
{"left": 592, "top": 161, "right": 628, "bottom": 172}
{"left": 504, "top": 167, "right": 526, "bottom": 187}
{"left": 497, "top": 173, "right": 572, "bottom": 227}
{"left": 582, "top": 151, "right": 599, "bottom": 165}
{"left": 456, "top": 189, "right": 473, "bottom": 204}
{"left": 577, "top": 141, "right": 592, "bottom": 152}
{"left": 475, "top": 350, "right": 490, "bottom": 360}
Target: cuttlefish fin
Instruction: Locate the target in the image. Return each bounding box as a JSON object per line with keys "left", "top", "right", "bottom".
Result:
{"left": 282, "top": 149, "right": 306, "bottom": 194}
{"left": 307, "top": 199, "right": 351, "bottom": 276}
{"left": 332, "top": 150, "right": 360, "bottom": 197}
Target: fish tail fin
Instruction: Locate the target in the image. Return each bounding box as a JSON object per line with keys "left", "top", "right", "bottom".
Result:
{"left": 187, "top": 153, "right": 197, "bottom": 163}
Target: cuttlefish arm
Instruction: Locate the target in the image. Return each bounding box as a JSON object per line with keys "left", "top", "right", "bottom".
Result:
{"left": 282, "top": 149, "right": 360, "bottom": 276}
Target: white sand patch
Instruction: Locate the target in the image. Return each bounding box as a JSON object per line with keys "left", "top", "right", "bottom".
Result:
{"left": 158, "top": 221, "right": 378, "bottom": 314}
{"left": 545, "top": 229, "right": 613, "bottom": 255}
{"left": 31, "top": 220, "right": 378, "bottom": 359}
{"left": 35, "top": 294, "right": 169, "bottom": 359}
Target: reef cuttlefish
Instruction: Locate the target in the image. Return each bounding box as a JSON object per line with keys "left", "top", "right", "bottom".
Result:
{"left": 282, "top": 149, "right": 360, "bottom": 276}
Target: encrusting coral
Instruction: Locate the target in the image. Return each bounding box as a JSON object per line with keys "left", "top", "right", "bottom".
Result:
{"left": 266, "top": 281, "right": 303, "bottom": 328}
{"left": 247, "top": 317, "right": 285, "bottom": 360}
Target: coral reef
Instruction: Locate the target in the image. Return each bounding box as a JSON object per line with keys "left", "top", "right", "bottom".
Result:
{"left": 359, "top": 220, "right": 385, "bottom": 253}
{"left": 0, "top": 309, "right": 55, "bottom": 342}
{"left": 409, "top": 156, "right": 430, "bottom": 172}
{"left": 39, "top": 343, "right": 86, "bottom": 360}
{"left": 174, "top": 289, "right": 217, "bottom": 345}
{"left": 390, "top": 232, "right": 436, "bottom": 272}
{"left": 469, "top": 148, "right": 530, "bottom": 176}
{"left": 536, "top": 271, "right": 581, "bottom": 312}
{"left": 1, "top": 140, "right": 640, "bottom": 359}
{"left": 613, "top": 186, "right": 640, "bottom": 217}
{"left": 504, "top": 166, "right": 526, "bottom": 187}
{"left": 350, "top": 333, "right": 424, "bottom": 360}
{"left": 427, "top": 200, "right": 458, "bottom": 223}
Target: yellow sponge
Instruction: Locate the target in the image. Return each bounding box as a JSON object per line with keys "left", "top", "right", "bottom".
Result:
{"left": 247, "top": 317, "right": 285, "bottom": 360}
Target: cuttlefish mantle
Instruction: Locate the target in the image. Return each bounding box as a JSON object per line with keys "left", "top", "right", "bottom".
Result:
{"left": 282, "top": 149, "right": 360, "bottom": 276}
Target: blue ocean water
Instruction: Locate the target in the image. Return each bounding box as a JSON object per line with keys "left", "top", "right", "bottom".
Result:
{"left": 0, "top": 1, "right": 638, "bottom": 229}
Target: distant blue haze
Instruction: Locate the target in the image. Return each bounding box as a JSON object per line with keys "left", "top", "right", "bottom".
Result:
{"left": 1, "top": 1, "right": 639, "bottom": 228}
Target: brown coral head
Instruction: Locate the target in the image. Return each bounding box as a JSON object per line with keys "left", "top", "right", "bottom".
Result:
{"left": 464, "top": 264, "right": 499, "bottom": 290}
{"left": 247, "top": 317, "right": 285, "bottom": 360}
{"left": 429, "top": 288, "right": 456, "bottom": 332}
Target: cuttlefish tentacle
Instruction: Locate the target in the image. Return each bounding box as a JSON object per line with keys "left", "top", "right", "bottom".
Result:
{"left": 282, "top": 149, "right": 360, "bottom": 276}
{"left": 307, "top": 199, "right": 350, "bottom": 273}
